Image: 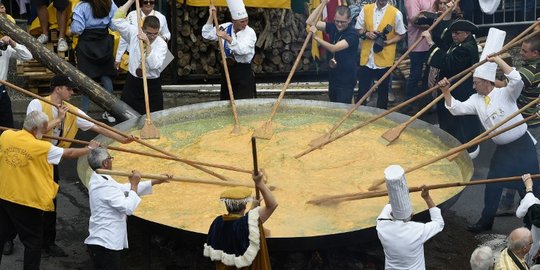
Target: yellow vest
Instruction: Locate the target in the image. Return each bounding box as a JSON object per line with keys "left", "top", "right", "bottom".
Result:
{"left": 360, "top": 4, "right": 398, "bottom": 67}
{"left": 39, "top": 97, "right": 79, "bottom": 147}
{"left": 0, "top": 130, "right": 59, "bottom": 211}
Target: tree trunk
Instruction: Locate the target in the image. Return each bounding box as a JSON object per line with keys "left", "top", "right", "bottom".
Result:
{"left": 0, "top": 15, "right": 139, "bottom": 121}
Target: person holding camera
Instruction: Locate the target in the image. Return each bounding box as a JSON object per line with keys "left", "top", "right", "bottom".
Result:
{"left": 309, "top": 4, "right": 359, "bottom": 104}
{"left": 354, "top": 0, "right": 406, "bottom": 109}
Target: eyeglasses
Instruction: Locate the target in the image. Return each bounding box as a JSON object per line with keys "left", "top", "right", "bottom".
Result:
{"left": 142, "top": 1, "right": 155, "bottom": 5}
{"left": 334, "top": 19, "right": 349, "bottom": 25}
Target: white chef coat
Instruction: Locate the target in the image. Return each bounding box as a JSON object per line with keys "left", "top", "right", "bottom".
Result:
{"left": 376, "top": 204, "right": 445, "bottom": 270}
{"left": 516, "top": 192, "right": 540, "bottom": 266}
{"left": 114, "top": 9, "right": 170, "bottom": 62}
{"left": 201, "top": 22, "right": 256, "bottom": 64}
{"left": 26, "top": 99, "right": 94, "bottom": 146}
{"left": 0, "top": 43, "right": 32, "bottom": 80}
{"left": 446, "top": 69, "right": 531, "bottom": 145}
{"left": 84, "top": 172, "right": 152, "bottom": 250}
{"left": 112, "top": 15, "right": 168, "bottom": 79}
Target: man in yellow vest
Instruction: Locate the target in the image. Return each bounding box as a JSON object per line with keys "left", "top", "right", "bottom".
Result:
{"left": 354, "top": 0, "right": 406, "bottom": 109}
{"left": 26, "top": 75, "right": 134, "bottom": 257}
{"left": 0, "top": 111, "right": 99, "bottom": 270}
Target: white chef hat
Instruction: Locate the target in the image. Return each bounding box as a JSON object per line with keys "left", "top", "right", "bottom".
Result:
{"left": 384, "top": 165, "right": 412, "bottom": 220}
{"left": 226, "top": 0, "right": 248, "bottom": 20}
{"left": 479, "top": 0, "right": 501, "bottom": 15}
{"left": 473, "top": 27, "right": 506, "bottom": 82}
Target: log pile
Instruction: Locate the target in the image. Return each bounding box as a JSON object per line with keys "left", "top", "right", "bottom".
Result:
{"left": 175, "top": 5, "right": 314, "bottom": 77}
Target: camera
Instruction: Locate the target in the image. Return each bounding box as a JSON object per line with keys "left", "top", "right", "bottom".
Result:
{"left": 373, "top": 24, "right": 393, "bottom": 53}
{"left": 0, "top": 41, "right": 8, "bottom": 51}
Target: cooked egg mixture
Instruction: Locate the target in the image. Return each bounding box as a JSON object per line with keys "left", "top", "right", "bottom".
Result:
{"left": 93, "top": 112, "right": 467, "bottom": 237}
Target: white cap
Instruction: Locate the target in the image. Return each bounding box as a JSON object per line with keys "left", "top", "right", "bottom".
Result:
{"left": 479, "top": 0, "right": 501, "bottom": 15}
{"left": 473, "top": 28, "right": 506, "bottom": 82}
{"left": 226, "top": 0, "right": 248, "bottom": 20}
{"left": 384, "top": 165, "right": 412, "bottom": 220}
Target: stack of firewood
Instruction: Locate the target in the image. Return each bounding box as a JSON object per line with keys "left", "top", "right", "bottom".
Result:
{"left": 176, "top": 6, "right": 314, "bottom": 77}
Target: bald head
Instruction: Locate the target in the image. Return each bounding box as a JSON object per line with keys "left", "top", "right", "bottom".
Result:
{"left": 507, "top": 227, "right": 532, "bottom": 257}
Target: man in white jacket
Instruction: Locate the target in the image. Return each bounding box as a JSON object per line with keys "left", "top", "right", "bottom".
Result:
{"left": 376, "top": 165, "right": 445, "bottom": 270}
{"left": 84, "top": 147, "right": 169, "bottom": 269}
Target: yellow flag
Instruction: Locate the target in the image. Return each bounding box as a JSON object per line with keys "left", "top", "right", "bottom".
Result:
{"left": 309, "top": 0, "right": 322, "bottom": 60}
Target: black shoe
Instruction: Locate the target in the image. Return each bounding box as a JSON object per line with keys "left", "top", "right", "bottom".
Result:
{"left": 466, "top": 223, "right": 492, "bottom": 233}
{"left": 2, "top": 240, "right": 13, "bottom": 255}
{"left": 43, "top": 244, "right": 67, "bottom": 257}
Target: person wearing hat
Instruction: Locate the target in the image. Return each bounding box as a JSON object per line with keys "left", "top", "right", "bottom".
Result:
{"left": 376, "top": 165, "right": 444, "bottom": 269}
{"left": 354, "top": 0, "right": 407, "bottom": 109}
{"left": 0, "top": 111, "right": 100, "bottom": 269}
{"left": 202, "top": 0, "right": 257, "bottom": 100}
{"left": 203, "top": 171, "right": 278, "bottom": 269}
{"left": 438, "top": 54, "right": 540, "bottom": 233}
{"left": 26, "top": 74, "right": 134, "bottom": 257}
{"left": 84, "top": 147, "right": 169, "bottom": 270}
{"left": 308, "top": 4, "right": 359, "bottom": 104}
{"left": 422, "top": 19, "right": 483, "bottom": 158}
{"left": 112, "top": 0, "right": 168, "bottom": 115}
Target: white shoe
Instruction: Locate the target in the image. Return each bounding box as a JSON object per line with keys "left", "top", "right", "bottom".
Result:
{"left": 37, "top": 34, "right": 48, "bottom": 44}
{"left": 57, "top": 38, "right": 68, "bottom": 52}
{"left": 102, "top": 112, "right": 116, "bottom": 123}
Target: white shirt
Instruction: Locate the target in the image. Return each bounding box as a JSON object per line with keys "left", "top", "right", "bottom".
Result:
{"left": 354, "top": 3, "right": 407, "bottom": 69}
{"left": 376, "top": 204, "right": 444, "bottom": 270}
{"left": 112, "top": 16, "right": 168, "bottom": 79}
{"left": 446, "top": 69, "right": 529, "bottom": 145}
{"left": 84, "top": 172, "right": 153, "bottom": 250}
{"left": 201, "top": 22, "right": 256, "bottom": 64}
{"left": 516, "top": 192, "right": 540, "bottom": 266}
{"left": 114, "top": 9, "right": 170, "bottom": 62}
{"left": 26, "top": 99, "right": 94, "bottom": 145}
{"left": 47, "top": 144, "right": 64, "bottom": 164}
{"left": 0, "top": 43, "right": 32, "bottom": 80}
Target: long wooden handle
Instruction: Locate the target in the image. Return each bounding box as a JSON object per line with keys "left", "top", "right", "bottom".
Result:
{"left": 251, "top": 137, "right": 260, "bottom": 199}
{"left": 134, "top": 0, "right": 152, "bottom": 121}
{"left": 0, "top": 80, "right": 232, "bottom": 181}
{"left": 0, "top": 126, "right": 251, "bottom": 174}
{"left": 266, "top": 2, "right": 326, "bottom": 122}
{"left": 296, "top": 27, "right": 540, "bottom": 159}
{"left": 95, "top": 169, "right": 254, "bottom": 188}
{"left": 320, "top": 0, "right": 461, "bottom": 138}
{"left": 368, "top": 113, "right": 536, "bottom": 191}
{"left": 308, "top": 174, "right": 540, "bottom": 204}
{"left": 210, "top": 0, "right": 240, "bottom": 131}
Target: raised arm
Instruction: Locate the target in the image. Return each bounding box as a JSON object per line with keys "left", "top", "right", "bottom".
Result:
{"left": 254, "top": 171, "right": 278, "bottom": 223}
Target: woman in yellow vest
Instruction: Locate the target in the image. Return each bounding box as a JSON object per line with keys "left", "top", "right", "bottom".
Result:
{"left": 0, "top": 111, "right": 99, "bottom": 269}
{"left": 354, "top": 0, "right": 406, "bottom": 109}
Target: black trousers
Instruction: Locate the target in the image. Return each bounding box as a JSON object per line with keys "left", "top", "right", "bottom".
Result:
{"left": 0, "top": 199, "right": 44, "bottom": 270}
{"left": 220, "top": 62, "right": 256, "bottom": 100}
{"left": 0, "top": 86, "right": 14, "bottom": 129}
{"left": 87, "top": 244, "right": 121, "bottom": 270}
{"left": 121, "top": 73, "right": 163, "bottom": 115}
{"left": 356, "top": 66, "right": 391, "bottom": 109}
{"left": 42, "top": 165, "right": 59, "bottom": 248}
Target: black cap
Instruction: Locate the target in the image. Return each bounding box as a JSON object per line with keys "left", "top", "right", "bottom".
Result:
{"left": 448, "top": 19, "right": 478, "bottom": 34}
{"left": 50, "top": 75, "right": 77, "bottom": 89}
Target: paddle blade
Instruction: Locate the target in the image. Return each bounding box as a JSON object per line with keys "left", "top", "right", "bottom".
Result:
{"left": 308, "top": 133, "right": 332, "bottom": 148}
{"left": 140, "top": 119, "right": 160, "bottom": 140}
{"left": 231, "top": 123, "right": 241, "bottom": 135}
{"left": 252, "top": 121, "right": 273, "bottom": 140}
{"left": 379, "top": 124, "right": 406, "bottom": 146}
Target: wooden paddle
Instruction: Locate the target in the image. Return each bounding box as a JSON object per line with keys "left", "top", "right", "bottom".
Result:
{"left": 307, "top": 0, "right": 461, "bottom": 147}
{"left": 0, "top": 80, "right": 232, "bottom": 181}
{"left": 379, "top": 73, "right": 472, "bottom": 145}
{"left": 134, "top": 0, "right": 160, "bottom": 139}
{"left": 96, "top": 169, "right": 258, "bottom": 188}
{"left": 252, "top": 137, "right": 261, "bottom": 199}
{"left": 307, "top": 174, "right": 540, "bottom": 205}
{"left": 252, "top": 0, "right": 327, "bottom": 140}
{"left": 295, "top": 25, "right": 540, "bottom": 158}
{"left": 0, "top": 126, "right": 251, "bottom": 174}
{"left": 446, "top": 96, "right": 540, "bottom": 162}
{"left": 210, "top": 0, "right": 240, "bottom": 134}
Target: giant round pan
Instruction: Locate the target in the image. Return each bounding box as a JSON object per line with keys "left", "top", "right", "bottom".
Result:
{"left": 77, "top": 99, "right": 473, "bottom": 250}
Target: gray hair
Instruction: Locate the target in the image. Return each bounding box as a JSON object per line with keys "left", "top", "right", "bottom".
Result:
{"left": 87, "top": 147, "right": 109, "bottom": 170}
{"left": 23, "top": 111, "right": 48, "bottom": 131}
{"left": 508, "top": 227, "right": 531, "bottom": 252}
{"left": 470, "top": 246, "right": 494, "bottom": 270}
